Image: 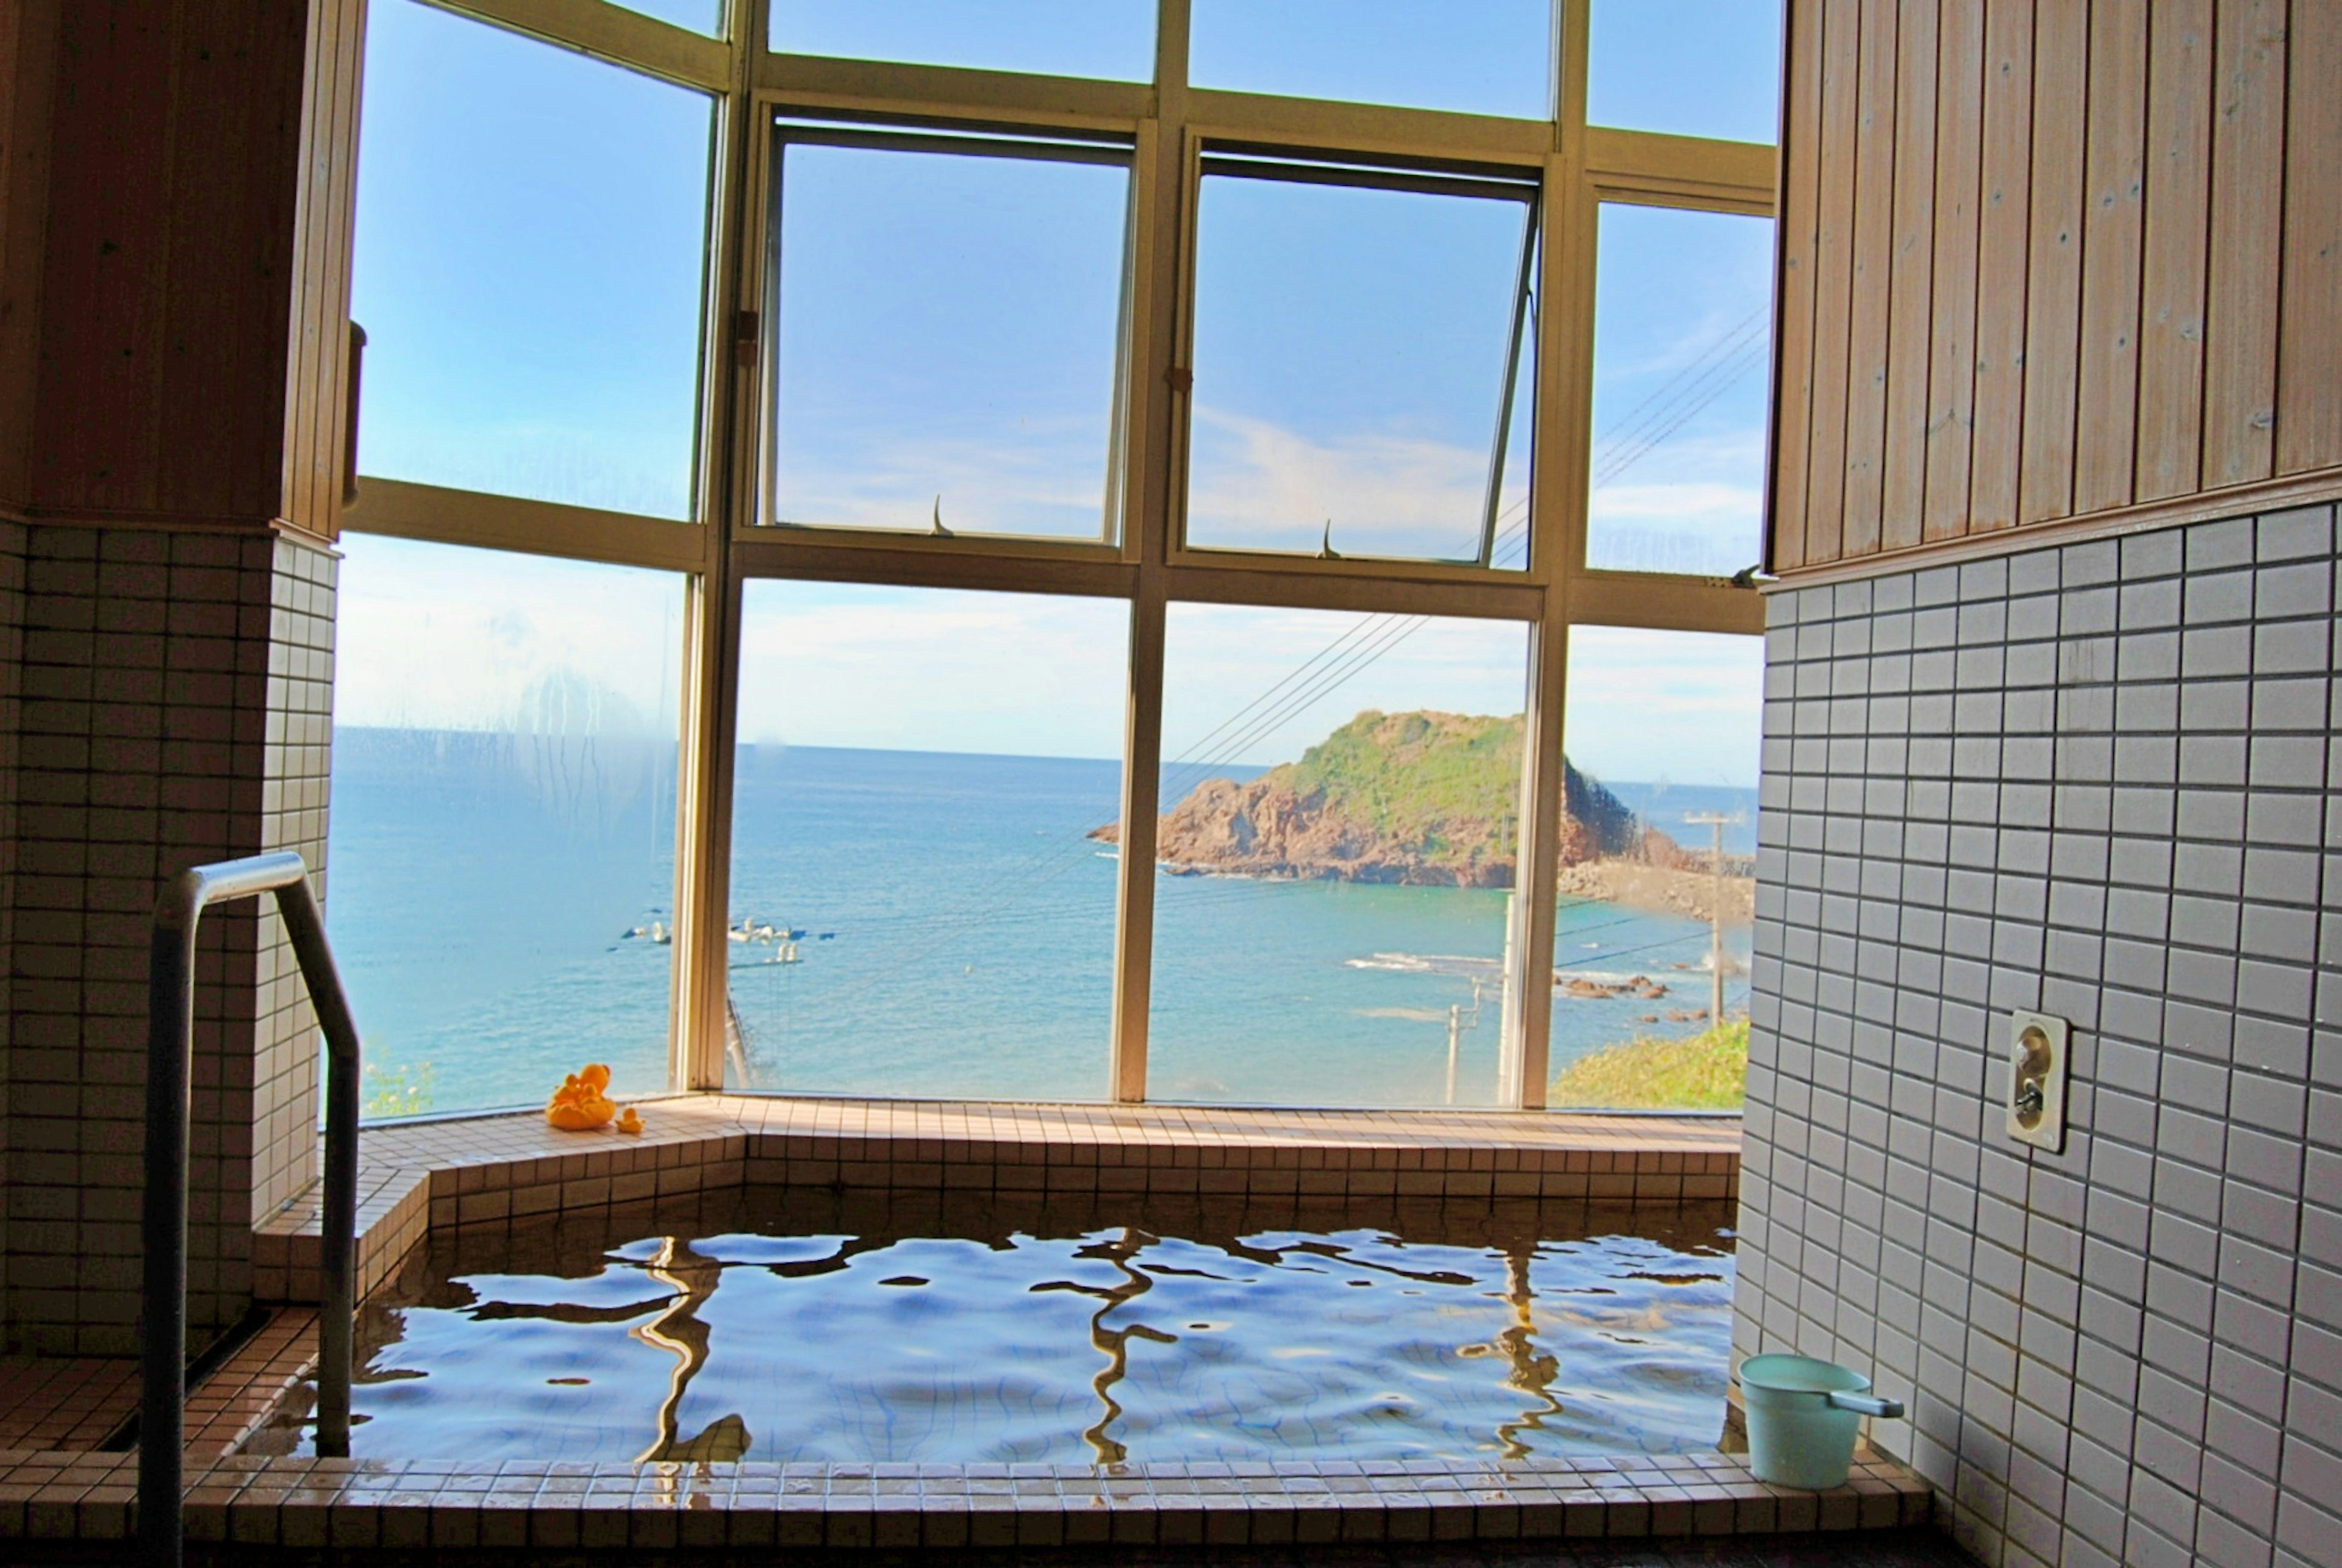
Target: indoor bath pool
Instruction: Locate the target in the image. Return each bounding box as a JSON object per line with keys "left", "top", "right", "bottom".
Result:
{"left": 252, "top": 1190, "right": 1735, "bottom": 1466}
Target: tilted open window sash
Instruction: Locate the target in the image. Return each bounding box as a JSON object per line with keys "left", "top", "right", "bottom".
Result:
{"left": 1179, "top": 149, "right": 1540, "bottom": 571}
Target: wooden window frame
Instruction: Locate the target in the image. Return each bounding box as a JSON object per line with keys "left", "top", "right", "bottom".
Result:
{"left": 339, "top": 0, "right": 1778, "bottom": 1112}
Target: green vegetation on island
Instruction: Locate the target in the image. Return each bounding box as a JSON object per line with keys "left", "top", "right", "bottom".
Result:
{"left": 1275, "top": 709, "right": 1527, "bottom": 864}
{"left": 1549, "top": 1017, "right": 1749, "bottom": 1111}
{"left": 1098, "top": 709, "right": 1645, "bottom": 886}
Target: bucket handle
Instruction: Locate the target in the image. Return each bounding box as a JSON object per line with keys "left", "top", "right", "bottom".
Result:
{"left": 1826, "top": 1391, "right": 1904, "bottom": 1419}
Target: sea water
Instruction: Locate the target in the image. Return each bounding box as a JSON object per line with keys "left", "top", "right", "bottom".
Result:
{"left": 327, "top": 731, "right": 1753, "bottom": 1118}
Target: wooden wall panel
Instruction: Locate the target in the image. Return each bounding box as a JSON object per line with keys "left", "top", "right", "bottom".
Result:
{"left": 24, "top": 0, "right": 329, "bottom": 527}
{"left": 2202, "top": 0, "right": 2286, "bottom": 487}
{"left": 1920, "top": 0, "right": 1984, "bottom": 542}
{"left": 1838, "top": 5, "right": 1900, "bottom": 557}
{"left": 2136, "top": 0, "right": 2214, "bottom": 501}
{"left": 1797, "top": 0, "right": 1864, "bottom": 566}
{"left": 2279, "top": 0, "right": 2341, "bottom": 472}
{"left": 0, "top": 0, "right": 60, "bottom": 517}
{"left": 2074, "top": 0, "right": 2150, "bottom": 514}
{"left": 1768, "top": 0, "right": 1828, "bottom": 571}
{"left": 1769, "top": 0, "right": 2342, "bottom": 575}
{"left": 1963, "top": 0, "right": 2032, "bottom": 535}
{"left": 1879, "top": 0, "right": 1938, "bottom": 552}
{"left": 2015, "top": 0, "right": 2087, "bottom": 525}
{"left": 282, "top": 0, "right": 368, "bottom": 540}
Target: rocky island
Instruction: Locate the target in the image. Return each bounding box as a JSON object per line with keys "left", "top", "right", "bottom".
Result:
{"left": 1091, "top": 708, "right": 1705, "bottom": 889}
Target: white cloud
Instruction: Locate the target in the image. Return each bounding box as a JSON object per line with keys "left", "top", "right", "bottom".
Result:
{"left": 1563, "top": 626, "right": 1763, "bottom": 787}
{"left": 333, "top": 536, "right": 684, "bottom": 736}
{"left": 734, "top": 585, "right": 1130, "bottom": 757}
{"left": 1185, "top": 406, "right": 1489, "bottom": 557}
{"left": 773, "top": 417, "right": 1111, "bottom": 538}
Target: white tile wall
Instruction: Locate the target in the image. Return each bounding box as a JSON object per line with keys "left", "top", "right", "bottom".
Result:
{"left": 1736, "top": 502, "right": 2340, "bottom": 1568}
{"left": 2, "top": 523, "right": 335, "bottom": 1355}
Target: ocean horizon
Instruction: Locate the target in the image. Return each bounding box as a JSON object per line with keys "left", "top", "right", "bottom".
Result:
{"left": 326, "top": 729, "right": 1755, "bottom": 1119}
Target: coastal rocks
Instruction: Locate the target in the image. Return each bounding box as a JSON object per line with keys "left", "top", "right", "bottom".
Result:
{"left": 1558, "top": 974, "right": 1671, "bottom": 1000}
{"left": 1090, "top": 709, "right": 1657, "bottom": 887}
{"left": 1148, "top": 774, "right": 1514, "bottom": 887}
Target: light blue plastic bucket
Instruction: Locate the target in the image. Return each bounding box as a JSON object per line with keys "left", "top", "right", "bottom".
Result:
{"left": 1736, "top": 1354, "right": 1905, "bottom": 1489}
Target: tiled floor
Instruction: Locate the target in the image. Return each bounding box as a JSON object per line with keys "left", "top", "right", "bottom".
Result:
{"left": 0, "top": 1311, "right": 320, "bottom": 1459}
{"left": 0, "top": 1444, "right": 1929, "bottom": 1550}
{"left": 2, "top": 1525, "right": 1976, "bottom": 1564}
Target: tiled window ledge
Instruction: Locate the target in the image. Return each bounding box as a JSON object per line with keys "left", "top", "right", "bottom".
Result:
{"left": 253, "top": 1095, "right": 1741, "bottom": 1306}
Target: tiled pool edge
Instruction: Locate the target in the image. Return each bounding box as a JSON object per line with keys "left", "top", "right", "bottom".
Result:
{"left": 0, "top": 1095, "right": 1879, "bottom": 1555}
{"left": 252, "top": 1095, "right": 1742, "bottom": 1306}
{"left": 0, "top": 1446, "right": 1927, "bottom": 1549}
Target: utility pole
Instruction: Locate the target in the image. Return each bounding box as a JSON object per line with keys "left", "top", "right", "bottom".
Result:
{"left": 1447, "top": 1004, "right": 1463, "bottom": 1105}
{"left": 1685, "top": 812, "right": 1729, "bottom": 1027}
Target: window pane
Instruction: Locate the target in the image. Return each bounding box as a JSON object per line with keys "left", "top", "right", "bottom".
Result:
{"left": 1584, "top": 204, "right": 1774, "bottom": 578}
{"left": 328, "top": 537, "right": 684, "bottom": 1120}
{"left": 727, "top": 584, "right": 1129, "bottom": 1100}
{"left": 1186, "top": 170, "right": 1537, "bottom": 566}
{"left": 1588, "top": 0, "right": 1784, "bottom": 145}
{"left": 352, "top": 0, "right": 713, "bottom": 518}
{"left": 770, "top": 0, "right": 1155, "bottom": 81}
{"left": 1147, "top": 606, "right": 1530, "bottom": 1108}
{"left": 1191, "top": 0, "right": 1552, "bottom": 120}
{"left": 1549, "top": 628, "right": 1761, "bottom": 1112}
{"left": 768, "top": 138, "right": 1130, "bottom": 540}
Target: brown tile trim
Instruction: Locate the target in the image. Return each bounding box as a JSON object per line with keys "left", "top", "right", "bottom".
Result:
{"left": 1762, "top": 463, "right": 2342, "bottom": 586}
{"left": 252, "top": 1095, "right": 1741, "bottom": 1306}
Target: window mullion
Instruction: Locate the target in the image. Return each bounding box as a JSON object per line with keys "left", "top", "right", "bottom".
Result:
{"left": 1104, "top": 1, "right": 1190, "bottom": 1103}
{"left": 672, "top": 6, "right": 764, "bottom": 1092}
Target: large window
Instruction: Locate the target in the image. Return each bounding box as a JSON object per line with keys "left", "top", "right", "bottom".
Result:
{"left": 1549, "top": 628, "right": 1763, "bottom": 1111}
{"left": 726, "top": 584, "right": 1129, "bottom": 1100}
{"left": 329, "top": 538, "right": 686, "bottom": 1119}
{"left": 1148, "top": 607, "right": 1530, "bottom": 1106}
{"left": 765, "top": 129, "right": 1133, "bottom": 540}
{"left": 1585, "top": 204, "right": 1776, "bottom": 578}
{"left": 1184, "top": 158, "right": 1538, "bottom": 566}
{"left": 337, "top": 0, "right": 1782, "bottom": 1115}
{"left": 351, "top": 0, "right": 715, "bottom": 519}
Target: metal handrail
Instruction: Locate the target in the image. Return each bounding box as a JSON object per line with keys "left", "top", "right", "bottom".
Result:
{"left": 141, "top": 853, "right": 361, "bottom": 1568}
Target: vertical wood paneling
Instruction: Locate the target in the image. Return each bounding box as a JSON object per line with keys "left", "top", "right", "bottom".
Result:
{"left": 2135, "top": 0, "right": 2213, "bottom": 500}
{"left": 31, "top": 0, "right": 309, "bottom": 521}
{"left": 0, "top": 0, "right": 60, "bottom": 514}
{"left": 1838, "top": 4, "right": 1900, "bottom": 557}
{"left": 1768, "top": 0, "right": 1827, "bottom": 572}
{"left": 2016, "top": 0, "right": 2088, "bottom": 525}
{"left": 1880, "top": 0, "right": 1939, "bottom": 551}
{"left": 1799, "top": 0, "right": 1864, "bottom": 566}
{"left": 2074, "top": 0, "right": 2149, "bottom": 514}
{"left": 1966, "top": 0, "right": 2034, "bottom": 532}
{"left": 2277, "top": 0, "right": 2341, "bottom": 472}
{"left": 284, "top": 0, "right": 330, "bottom": 536}
{"left": 282, "top": 0, "right": 367, "bottom": 539}
{"left": 1921, "top": 0, "right": 1985, "bottom": 542}
{"left": 1767, "top": 0, "right": 2340, "bottom": 573}
{"left": 2202, "top": 0, "right": 2287, "bottom": 487}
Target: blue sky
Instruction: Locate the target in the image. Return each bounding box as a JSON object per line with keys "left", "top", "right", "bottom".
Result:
{"left": 772, "top": 141, "right": 1126, "bottom": 537}
{"left": 343, "top": 0, "right": 1777, "bottom": 787}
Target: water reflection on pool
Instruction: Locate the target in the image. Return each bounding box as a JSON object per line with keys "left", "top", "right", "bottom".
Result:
{"left": 252, "top": 1190, "right": 1734, "bottom": 1466}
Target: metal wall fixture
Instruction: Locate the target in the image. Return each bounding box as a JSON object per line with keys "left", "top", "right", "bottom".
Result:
{"left": 142, "top": 853, "right": 362, "bottom": 1568}
{"left": 2004, "top": 1011, "right": 2068, "bottom": 1154}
